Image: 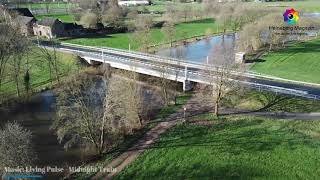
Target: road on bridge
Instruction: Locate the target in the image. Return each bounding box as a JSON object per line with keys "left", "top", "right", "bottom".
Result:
{"left": 40, "top": 41, "right": 320, "bottom": 100}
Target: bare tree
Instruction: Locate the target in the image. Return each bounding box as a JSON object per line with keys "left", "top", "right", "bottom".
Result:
{"left": 164, "top": 5, "right": 179, "bottom": 23}
{"left": 102, "top": 4, "right": 123, "bottom": 27}
{"left": 132, "top": 15, "right": 153, "bottom": 52}
{"left": 38, "top": 40, "right": 60, "bottom": 84}
{"left": 156, "top": 63, "right": 172, "bottom": 107}
{"left": 80, "top": 11, "right": 99, "bottom": 29}
{"left": 204, "top": 40, "right": 244, "bottom": 116}
{"left": 126, "top": 8, "right": 139, "bottom": 20}
{"left": 0, "top": 122, "right": 36, "bottom": 176}
{"left": 8, "top": 25, "right": 31, "bottom": 97}
{"left": 180, "top": 5, "right": 192, "bottom": 22}
{"left": 77, "top": 0, "right": 97, "bottom": 10}
{"left": 162, "top": 21, "right": 176, "bottom": 47}
{"left": 106, "top": 71, "right": 143, "bottom": 135}
{"left": 215, "top": 4, "right": 233, "bottom": 35}
{"left": 53, "top": 71, "right": 143, "bottom": 154}
{"left": 0, "top": 18, "right": 29, "bottom": 100}
{"left": 53, "top": 74, "right": 107, "bottom": 154}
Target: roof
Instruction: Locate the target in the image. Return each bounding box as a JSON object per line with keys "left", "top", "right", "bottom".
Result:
{"left": 38, "top": 17, "right": 60, "bottom": 27}
{"left": 15, "top": 15, "right": 35, "bottom": 25}
{"left": 63, "top": 23, "right": 83, "bottom": 30}
{"left": 10, "top": 8, "right": 34, "bottom": 17}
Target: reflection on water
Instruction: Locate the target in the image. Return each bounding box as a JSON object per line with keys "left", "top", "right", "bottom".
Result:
{"left": 0, "top": 91, "right": 81, "bottom": 179}
{"left": 303, "top": 13, "right": 320, "bottom": 18}
{"left": 156, "top": 34, "right": 236, "bottom": 64}
{"left": 5, "top": 92, "right": 81, "bottom": 164}
{"left": 0, "top": 76, "right": 165, "bottom": 179}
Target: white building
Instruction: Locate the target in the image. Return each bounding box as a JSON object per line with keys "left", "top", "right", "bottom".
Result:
{"left": 118, "top": 0, "right": 150, "bottom": 7}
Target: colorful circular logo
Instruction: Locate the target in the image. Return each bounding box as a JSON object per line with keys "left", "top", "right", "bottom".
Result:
{"left": 283, "top": 8, "right": 299, "bottom": 25}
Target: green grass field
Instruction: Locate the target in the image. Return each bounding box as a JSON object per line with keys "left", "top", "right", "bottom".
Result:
{"left": 0, "top": 48, "right": 80, "bottom": 98}
{"left": 18, "top": 2, "right": 76, "bottom": 10}
{"left": 36, "top": 14, "right": 76, "bottom": 23}
{"left": 61, "top": 19, "right": 221, "bottom": 50}
{"left": 269, "top": 0, "right": 320, "bottom": 13}
{"left": 116, "top": 114, "right": 320, "bottom": 179}
{"left": 250, "top": 38, "right": 320, "bottom": 84}
{"left": 133, "top": 0, "right": 203, "bottom": 12}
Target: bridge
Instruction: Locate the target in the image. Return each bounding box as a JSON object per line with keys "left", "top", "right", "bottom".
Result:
{"left": 49, "top": 42, "right": 320, "bottom": 100}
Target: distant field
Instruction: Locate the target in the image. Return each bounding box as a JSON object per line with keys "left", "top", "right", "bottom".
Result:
{"left": 116, "top": 114, "right": 320, "bottom": 179}
{"left": 134, "top": 0, "right": 203, "bottom": 12}
{"left": 61, "top": 19, "right": 222, "bottom": 50}
{"left": 18, "top": 2, "right": 76, "bottom": 10}
{"left": 251, "top": 38, "right": 320, "bottom": 84}
{"left": 36, "top": 14, "right": 76, "bottom": 23}
{"left": 267, "top": 0, "right": 320, "bottom": 13}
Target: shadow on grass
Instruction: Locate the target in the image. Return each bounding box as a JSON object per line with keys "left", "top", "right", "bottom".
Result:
{"left": 129, "top": 117, "right": 317, "bottom": 154}
{"left": 267, "top": 40, "right": 320, "bottom": 55}
{"left": 60, "top": 34, "right": 115, "bottom": 41}
{"left": 245, "top": 59, "right": 266, "bottom": 64}
{"left": 182, "top": 18, "right": 215, "bottom": 24}
{"left": 223, "top": 91, "right": 320, "bottom": 115}
{"left": 118, "top": 164, "right": 272, "bottom": 180}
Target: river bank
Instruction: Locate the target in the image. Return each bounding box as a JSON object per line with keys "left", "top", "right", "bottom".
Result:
{"left": 0, "top": 68, "right": 181, "bottom": 179}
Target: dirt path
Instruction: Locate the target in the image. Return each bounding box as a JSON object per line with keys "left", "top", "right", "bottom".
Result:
{"left": 92, "top": 96, "right": 320, "bottom": 179}
{"left": 92, "top": 96, "right": 212, "bottom": 180}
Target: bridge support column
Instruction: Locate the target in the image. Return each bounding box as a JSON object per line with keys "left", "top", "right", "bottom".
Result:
{"left": 183, "top": 80, "right": 193, "bottom": 92}
{"left": 83, "top": 58, "right": 93, "bottom": 65}
{"left": 103, "top": 63, "right": 112, "bottom": 79}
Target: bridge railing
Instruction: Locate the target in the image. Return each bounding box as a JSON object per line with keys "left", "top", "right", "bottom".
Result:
{"left": 61, "top": 42, "right": 218, "bottom": 68}
{"left": 60, "top": 42, "right": 320, "bottom": 89}
{"left": 248, "top": 82, "right": 320, "bottom": 100}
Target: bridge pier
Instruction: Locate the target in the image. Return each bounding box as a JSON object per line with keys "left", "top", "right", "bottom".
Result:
{"left": 102, "top": 63, "right": 112, "bottom": 78}
{"left": 83, "top": 57, "right": 102, "bottom": 66}
{"left": 183, "top": 80, "right": 193, "bottom": 92}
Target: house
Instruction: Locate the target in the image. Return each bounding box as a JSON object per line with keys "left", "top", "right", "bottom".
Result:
{"left": 33, "top": 18, "right": 64, "bottom": 39}
{"left": 15, "top": 15, "right": 36, "bottom": 36}
{"left": 10, "top": 8, "right": 34, "bottom": 18}
{"left": 63, "top": 22, "right": 83, "bottom": 36}
{"left": 7, "top": 8, "right": 36, "bottom": 36}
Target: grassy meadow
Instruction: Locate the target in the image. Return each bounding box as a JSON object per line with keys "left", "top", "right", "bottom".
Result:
{"left": 0, "top": 48, "right": 80, "bottom": 98}
{"left": 251, "top": 38, "right": 320, "bottom": 84}
{"left": 18, "top": 2, "right": 76, "bottom": 10}
{"left": 269, "top": 0, "right": 320, "bottom": 13}
{"left": 35, "top": 14, "right": 76, "bottom": 23}
{"left": 116, "top": 114, "right": 320, "bottom": 179}
{"left": 61, "top": 19, "right": 221, "bottom": 50}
